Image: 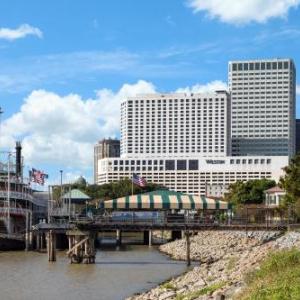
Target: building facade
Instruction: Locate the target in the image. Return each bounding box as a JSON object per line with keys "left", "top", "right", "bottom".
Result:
{"left": 296, "top": 119, "right": 300, "bottom": 154}
{"left": 95, "top": 58, "right": 295, "bottom": 196}
{"left": 121, "top": 91, "right": 231, "bottom": 158}
{"left": 96, "top": 156, "right": 288, "bottom": 196}
{"left": 229, "top": 58, "right": 296, "bottom": 157}
{"left": 94, "top": 139, "right": 120, "bottom": 183}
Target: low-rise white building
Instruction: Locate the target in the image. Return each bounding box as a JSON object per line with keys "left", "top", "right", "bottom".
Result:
{"left": 265, "top": 186, "right": 286, "bottom": 207}
{"left": 95, "top": 156, "right": 288, "bottom": 196}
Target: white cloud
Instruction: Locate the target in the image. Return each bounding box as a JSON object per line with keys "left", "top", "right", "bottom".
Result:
{"left": 175, "top": 80, "right": 227, "bottom": 94}
{"left": 187, "top": 0, "right": 300, "bottom": 24}
{"left": 1, "top": 80, "right": 156, "bottom": 170}
{"left": 1, "top": 79, "right": 226, "bottom": 179}
{"left": 0, "top": 24, "right": 42, "bottom": 41}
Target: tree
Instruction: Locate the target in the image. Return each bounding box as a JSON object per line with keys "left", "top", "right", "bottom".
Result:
{"left": 74, "top": 178, "right": 165, "bottom": 200}
{"left": 224, "top": 179, "right": 276, "bottom": 207}
{"left": 279, "top": 153, "right": 300, "bottom": 209}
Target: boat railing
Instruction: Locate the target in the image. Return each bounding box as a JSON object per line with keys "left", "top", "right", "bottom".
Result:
{"left": 0, "top": 190, "right": 34, "bottom": 201}
{"left": 0, "top": 207, "right": 30, "bottom": 216}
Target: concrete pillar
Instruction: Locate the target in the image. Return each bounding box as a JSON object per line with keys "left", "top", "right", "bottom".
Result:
{"left": 181, "top": 230, "right": 185, "bottom": 239}
{"left": 149, "top": 230, "right": 152, "bottom": 247}
{"left": 116, "top": 229, "right": 122, "bottom": 246}
{"left": 40, "top": 233, "right": 44, "bottom": 250}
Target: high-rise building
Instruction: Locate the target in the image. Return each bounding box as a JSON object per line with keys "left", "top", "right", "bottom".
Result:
{"left": 229, "top": 58, "right": 296, "bottom": 157}
{"left": 121, "top": 91, "right": 231, "bottom": 158}
{"left": 94, "top": 59, "right": 294, "bottom": 196}
{"left": 296, "top": 119, "right": 300, "bottom": 154}
{"left": 94, "top": 139, "right": 120, "bottom": 183}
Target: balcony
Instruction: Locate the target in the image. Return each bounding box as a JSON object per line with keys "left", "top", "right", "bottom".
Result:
{"left": 0, "top": 191, "right": 34, "bottom": 201}
{"left": 0, "top": 207, "right": 30, "bottom": 217}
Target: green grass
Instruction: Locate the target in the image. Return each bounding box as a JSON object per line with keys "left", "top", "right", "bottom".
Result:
{"left": 239, "top": 248, "right": 300, "bottom": 300}
{"left": 160, "top": 281, "right": 176, "bottom": 290}
{"left": 226, "top": 256, "right": 238, "bottom": 271}
{"left": 175, "top": 281, "right": 226, "bottom": 300}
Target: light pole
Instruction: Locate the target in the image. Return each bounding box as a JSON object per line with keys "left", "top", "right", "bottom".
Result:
{"left": 0, "top": 107, "right": 3, "bottom": 149}
{"left": 60, "top": 170, "right": 63, "bottom": 201}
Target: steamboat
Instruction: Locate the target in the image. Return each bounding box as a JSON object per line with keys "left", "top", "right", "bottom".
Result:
{"left": 0, "top": 142, "right": 47, "bottom": 250}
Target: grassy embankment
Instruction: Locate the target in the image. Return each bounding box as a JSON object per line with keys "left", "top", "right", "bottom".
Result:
{"left": 239, "top": 248, "right": 300, "bottom": 300}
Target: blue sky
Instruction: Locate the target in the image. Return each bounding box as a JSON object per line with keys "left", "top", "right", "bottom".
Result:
{"left": 0, "top": 0, "right": 299, "bottom": 186}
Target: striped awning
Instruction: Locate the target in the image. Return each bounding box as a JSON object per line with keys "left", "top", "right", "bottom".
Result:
{"left": 100, "top": 190, "right": 231, "bottom": 210}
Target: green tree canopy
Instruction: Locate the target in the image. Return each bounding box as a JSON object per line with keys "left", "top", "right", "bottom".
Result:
{"left": 280, "top": 153, "right": 300, "bottom": 208}
{"left": 73, "top": 178, "right": 165, "bottom": 201}
{"left": 224, "top": 179, "right": 276, "bottom": 206}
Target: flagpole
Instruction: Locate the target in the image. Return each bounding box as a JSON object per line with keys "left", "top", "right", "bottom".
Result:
{"left": 131, "top": 173, "right": 134, "bottom": 196}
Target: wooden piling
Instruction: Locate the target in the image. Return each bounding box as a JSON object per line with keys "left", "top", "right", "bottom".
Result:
{"left": 47, "top": 230, "right": 56, "bottom": 262}
{"left": 36, "top": 233, "right": 40, "bottom": 251}
{"left": 66, "top": 230, "right": 95, "bottom": 264}
{"left": 186, "top": 230, "right": 191, "bottom": 267}
{"left": 40, "top": 233, "right": 44, "bottom": 250}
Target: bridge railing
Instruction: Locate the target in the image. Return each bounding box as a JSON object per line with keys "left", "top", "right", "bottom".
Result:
{"left": 71, "top": 213, "right": 292, "bottom": 229}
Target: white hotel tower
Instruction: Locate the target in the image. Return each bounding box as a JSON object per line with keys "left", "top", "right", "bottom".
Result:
{"left": 95, "top": 82, "right": 290, "bottom": 196}
{"left": 120, "top": 91, "right": 231, "bottom": 158}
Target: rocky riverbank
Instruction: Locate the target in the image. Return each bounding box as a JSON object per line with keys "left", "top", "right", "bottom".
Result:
{"left": 127, "top": 230, "right": 300, "bottom": 300}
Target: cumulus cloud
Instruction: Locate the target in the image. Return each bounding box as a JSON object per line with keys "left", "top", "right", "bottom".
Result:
{"left": 0, "top": 24, "right": 42, "bottom": 41}
{"left": 187, "top": 0, "right": 300, "bottom": 24}
{"left": 1, "top": 80, "right": 156, "bottom": 169}
{"left": 1, "top": 79, "right": 225, "bottom": 178}
{"left": 175, "top": 80, "right": 227, "bottom": 94}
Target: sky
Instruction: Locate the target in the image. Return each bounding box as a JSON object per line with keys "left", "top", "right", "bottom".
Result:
{"left": 0, "top": 0, "right": 300, "bottom": 186}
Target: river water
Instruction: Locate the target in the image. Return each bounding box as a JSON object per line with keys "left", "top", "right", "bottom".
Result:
{"left": 0, "top": 245, "right": 186, "bottom": 300}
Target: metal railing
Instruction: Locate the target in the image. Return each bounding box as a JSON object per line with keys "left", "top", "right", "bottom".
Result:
{"left": 70, "top": 213, "right": 292, "bottom": 229}
{"left": 0, "top": 207, "right": 30, "bottom": 216}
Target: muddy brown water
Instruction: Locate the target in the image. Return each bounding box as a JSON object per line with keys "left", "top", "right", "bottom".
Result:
{"left": 0, "top": 245, "right": 186, "bottom": 300}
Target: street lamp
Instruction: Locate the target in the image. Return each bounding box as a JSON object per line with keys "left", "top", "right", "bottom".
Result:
{"left": 59, "top": 170, "right": 63, "bottom": 200}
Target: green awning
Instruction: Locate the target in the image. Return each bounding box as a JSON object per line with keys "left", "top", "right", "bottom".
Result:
{"left": 62, "top": 189, "right": 90, "bottom": 204}
{"left": 100, "top": 190, "right": 231, "bottom": 210}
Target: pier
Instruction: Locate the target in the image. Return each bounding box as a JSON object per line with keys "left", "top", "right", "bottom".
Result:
{"left": 33, "top": 213, "right": 293, "bottom": 265}
{"left": 30, "top": 189, "right": 299, "bottom": 265}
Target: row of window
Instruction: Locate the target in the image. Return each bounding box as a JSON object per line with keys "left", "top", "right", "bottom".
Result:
{"left": 231, "top": 61, "right": 290, "bottom": 71}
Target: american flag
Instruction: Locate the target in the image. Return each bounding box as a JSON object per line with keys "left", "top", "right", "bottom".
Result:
{"left": 29, "top": 168, "right": 49, "bottom": 185}
{"left": 132, "top": 173, "right": 146, "bottom": 187}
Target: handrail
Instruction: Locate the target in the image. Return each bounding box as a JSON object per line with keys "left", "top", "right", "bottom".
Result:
{"left": 0, "top": 207, "right": 30, "bottom": 216}
{"left": 69, "top": 214, "right": 291, "bottom": 228}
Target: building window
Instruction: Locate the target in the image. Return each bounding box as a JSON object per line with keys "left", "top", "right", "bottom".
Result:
{"left": 165, "top": 160, "right": 175, "bottom": 171}
{"left": 189, "top": 160, "right": 199, "bottom": 170}
{"left": 177, "top": 160, "right": 187, "bottom": 170}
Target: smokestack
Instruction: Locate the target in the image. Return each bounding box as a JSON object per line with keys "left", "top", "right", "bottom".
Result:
{"left": 15, "top": 141, "right": 22, "bottom": 178}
